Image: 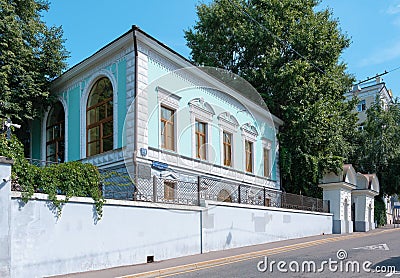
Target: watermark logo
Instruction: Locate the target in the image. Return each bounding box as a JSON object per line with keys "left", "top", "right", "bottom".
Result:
{"left": 257, "top": 249, "right": 396, "bottom": 275}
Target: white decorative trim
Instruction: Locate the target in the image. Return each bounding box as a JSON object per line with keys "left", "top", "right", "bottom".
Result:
{"left": 262, "top": 138, "right": 272, "bottom": 150}
{"left": 241, "top": 122, "right": 258, "bottom": 142}
{"left": 80, "top": 69, "right": 118, "bottom": 159}
{"left": 188, "top": 98, "right": 215, "bottom": 122}
{"left": 217, "top": 112, "right": 239, "bottom": 133}
{"left": 157, "top": 86, "right": 181, "bottom": 110}
{"left": 41, "top": 97, "right": 69, "bottom": 162}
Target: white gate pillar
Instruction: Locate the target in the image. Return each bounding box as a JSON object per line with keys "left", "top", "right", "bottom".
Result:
{"left": 353, "top": 173, "right": 379, "bottom": 232}
{"left": 319, "top": 182, "right": 355, "bottom": 234}
{"left": 0, "top": 156, "right": 13, "bottom": 278}
{"left": 319, "top": 164, "right": 358, "bottom": 234}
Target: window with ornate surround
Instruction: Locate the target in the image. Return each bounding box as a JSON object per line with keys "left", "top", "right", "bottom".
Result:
{"left": 245, "top": 140, "right": 253, "bottom": 173}
{"left": 195, "top": 120, "right": 207, "bottom": 160}
{"left": 160, "top": 106, "right": 175, "bottom": 151}
{"left": 157, "top": 86, "right": 180, "bottom": 152}
{"left": 86, "top": 77, "right": 113, "bottom": 157}
{"left": 263, "top": 139, "right": 272, "bottom": 178}
{"left": 241, "top": 123, "right": 258, "bottom": 173}
{"left": 223, "top": 131, "right": 232, "bottom": 166}
{"left": 218, "top": 112, "right": 239, "bottom": 167}
{"left": 189, "top": 98, "right": 215, "bottom": 160}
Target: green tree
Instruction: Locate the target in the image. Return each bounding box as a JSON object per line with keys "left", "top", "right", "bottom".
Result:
{"left": 0, "top": 0, "right": 68, "bottom": 123}
{"left": 185, "top": 0, "right": 358, "bottom": 196}
{"left": 353, "top": 99, "right": 400, "bottom": 196}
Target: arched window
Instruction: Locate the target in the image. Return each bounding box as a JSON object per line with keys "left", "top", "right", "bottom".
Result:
{"left": 46, "top": 102, "right": 65, "bottom": 163}
{"left": 86, "top": 77, "right": 113, "bottom": 157}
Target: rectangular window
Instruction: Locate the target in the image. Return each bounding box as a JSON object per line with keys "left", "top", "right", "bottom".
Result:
{"left": 164, "top": 181, "right": 176, "bottom": 200}
{"left": 263, "top": 148, "right": 270, "bottom": 177}
{"left": 160, "top": 106, "right": 175, "bottom": 151}
{"left": 245, "top": 140, "right": 253, "bottom": 173}
{"left": 195, "top": 120, "right": 207, "bottom": 160}
{"left": 357, "top": 100, "right": 366, "bottom": 112}
{"left": 223, "top": 131, "right": 232, "bottom": 166}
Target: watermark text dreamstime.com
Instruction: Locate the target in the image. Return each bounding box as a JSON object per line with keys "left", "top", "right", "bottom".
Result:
{"left": 257, "top": 249, "right": 396, "bottom": 275}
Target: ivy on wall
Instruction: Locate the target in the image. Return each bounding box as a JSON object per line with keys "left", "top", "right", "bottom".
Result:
{"left": 0, "top": 133, "right": 104, "bottom": 218}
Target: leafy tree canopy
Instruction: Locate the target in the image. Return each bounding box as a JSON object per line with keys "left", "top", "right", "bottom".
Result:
{"left": 0, "top": 0, "right": 69, "bottom": 123}
{"left": 185, "top": 0, "right": 358, "bottom": 196}
{"left": 352, "top": 99, "right": 400, "bottom": 196}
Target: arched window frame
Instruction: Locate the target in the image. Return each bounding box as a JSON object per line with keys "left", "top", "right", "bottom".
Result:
{"left": 80, "top": 70, "right": 118, "bottom": 159}
{"left": 41, "top": 98, "right": 68, "bottom": 162}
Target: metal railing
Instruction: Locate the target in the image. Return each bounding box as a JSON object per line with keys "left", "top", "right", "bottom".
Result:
{"left": 27, "top": 158, "right": 58, "bottom": 167}
{"left": 13, "top": 164, "right": 330, "bottom": 213}
{"left": 281, "top": 192, "right": 329, "bottom": 213}
{"left": 132, "top": 174, "right": 329, "bottom": 213}
{"left": 99, "top": 169, "right": 135, "bottom": 201}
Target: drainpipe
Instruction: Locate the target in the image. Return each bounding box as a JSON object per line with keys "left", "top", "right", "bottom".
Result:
{"left": 132, "top": 25, "right": 139, "bottom": 196}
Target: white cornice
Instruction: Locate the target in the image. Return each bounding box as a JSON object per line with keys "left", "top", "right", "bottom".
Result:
{"left": 135, "top": 30, "right": 283, "bottom": 127}
{"left": 51, "top": 32, "right": 133, "bottom": 91}
{"left": 318, "top": 182, "right": 356, "bottom": 191}
{"left": 352, "top": 189, "right": 379, "bottom": 197}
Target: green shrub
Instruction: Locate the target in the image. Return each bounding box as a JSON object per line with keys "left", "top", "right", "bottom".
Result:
{"left": 374, "top": 197, "right": 387, "bottom": 227}
{"left": 0, "top": 134, "right": 104, "bottom": 218}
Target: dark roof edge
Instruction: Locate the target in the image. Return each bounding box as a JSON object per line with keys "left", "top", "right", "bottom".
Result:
{"left": 132, "top": 25, "right": 194, "bottom": 66}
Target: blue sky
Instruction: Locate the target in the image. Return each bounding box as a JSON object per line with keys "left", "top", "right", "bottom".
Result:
{"left": 43, "top": 0, "right": 400, "bottom": 97}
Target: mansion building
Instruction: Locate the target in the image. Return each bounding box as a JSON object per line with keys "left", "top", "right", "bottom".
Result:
{"left": 30, "top": 26, "right": 283, "bottom": 201}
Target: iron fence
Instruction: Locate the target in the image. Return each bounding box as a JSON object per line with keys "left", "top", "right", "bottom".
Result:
{"left": 133, "top": 175, "right": 329, "bottom": 213}
{"left": 135, "top": 176, "right": 199, "bottom": 206}
{"left": 99, "top": 169, "right": 135, "bottom": 201}
{"left": 11, "top": 161, "right": 330, "bottom": 213}
{"left": 281, "top": 192, "right": 329, "bottom": 213}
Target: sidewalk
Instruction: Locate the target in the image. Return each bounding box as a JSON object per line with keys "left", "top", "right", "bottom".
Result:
{"left": 52, "top": 225, "right": 399, "bottom": 278}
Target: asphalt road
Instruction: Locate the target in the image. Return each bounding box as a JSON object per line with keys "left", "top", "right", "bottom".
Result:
{"left": 55, "top": 227, "right": 400, "bottom": 278}
{"left": 165, "top": 229, "right": 400, "bottom": 278}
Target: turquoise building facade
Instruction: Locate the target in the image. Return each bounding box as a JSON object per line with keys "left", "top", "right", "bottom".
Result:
{"left": 31, "top": 26, "right": 283, "bottom": 198}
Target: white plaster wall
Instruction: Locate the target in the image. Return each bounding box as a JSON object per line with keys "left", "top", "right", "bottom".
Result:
{"left": 366, "top": 195, "right": 375, "bottom": 226}
{"left": 202, "top": 201, "right": 332, "bottom": 253}
{"left": 354, "top": 195, "right": 366, "bottom": 221}
{"left": 323, "top": 190, "right": 340, "bottom": 220}
{"left": 10, "top": 197, "right": 201, "bottom": 278}
{"left": 5, "top": 195, "right": 334, "bottom": 278}
{"left": 340, "top": 189, "right": 352, "bottom": 221}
